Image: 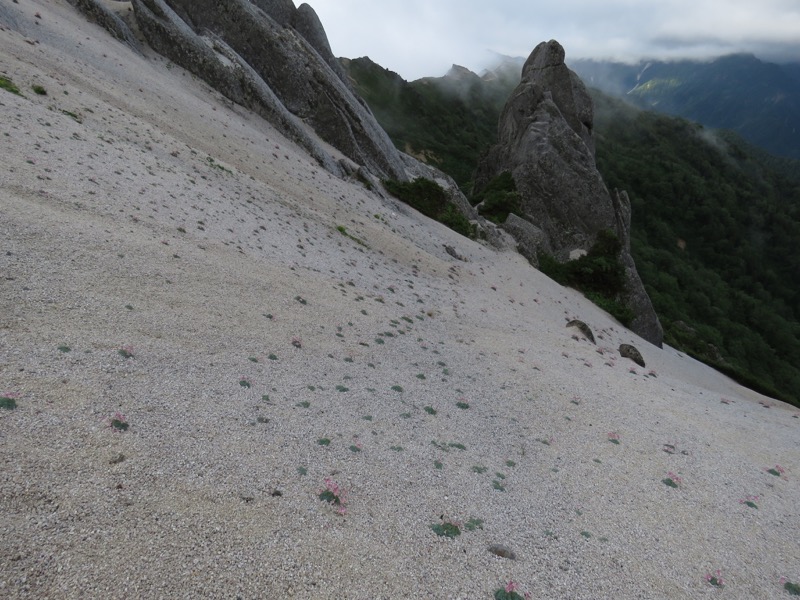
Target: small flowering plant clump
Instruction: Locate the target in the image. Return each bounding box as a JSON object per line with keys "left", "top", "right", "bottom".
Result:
{"left": 291, "top": 337, "right": 302, "bottom": 349}
{"left": 494, "top": 581, "right": 531, "bottom": 600}
{"left": 318, "top": 477, "right": 347, "bottom": 515}
{"left": 662, "top": 471, "right": 683, "bottom": 488}
{"left": 608, "top": 432, "right": 621, "bottom": 445}
{"left": 108, "top": 412, "right": 129, "bottom": 431}
{"left": 739, "top": 495, "right": 759, "bottom": 509}
{"left": 117, "top": 345, "right": 135, "bottom": 359}
{"left": 705, "top": 569, "right": 725, "bottom": 589}
{"left": 0, "top": 391, "right": 19, "bottom": 410}
{"left": 239, "top": 378, "right": 251, "bottom": 388}
{"left": 765, "top": 464, "right": 786, "bottom": 478}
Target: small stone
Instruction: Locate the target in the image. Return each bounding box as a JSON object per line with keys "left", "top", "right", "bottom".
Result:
{"left": 487, "top": 544, "right": 516, "bottom": 560}
{"left": 619, "top": 343, "right": 645, "bottom": 368}
{"left": 566, "top": 319, "right": 595, "bottom": 344}
{"left": 109, "top": 453, "right": 126, "bottom": 465}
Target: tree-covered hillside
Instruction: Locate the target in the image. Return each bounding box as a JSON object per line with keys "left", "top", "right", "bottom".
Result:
{"left": 343, "top": 57, "right": 509, "bottom": 189}
{"left": 344, "top": 59, "right": 800, "bottom": 406}
{"left": 592, "top": 95, "right": 800, "bottom": 401}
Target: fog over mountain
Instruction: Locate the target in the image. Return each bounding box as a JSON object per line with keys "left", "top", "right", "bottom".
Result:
{"left": 312, "top": 0, "right": 800, "bottom": 80}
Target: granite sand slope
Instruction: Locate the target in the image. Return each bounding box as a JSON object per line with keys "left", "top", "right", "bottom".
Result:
{"left": 1, "top": 2, "right": 799, "bottom": 598}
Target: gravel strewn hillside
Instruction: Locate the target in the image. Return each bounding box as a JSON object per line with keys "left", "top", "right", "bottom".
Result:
{"left": 1, "top": 2, "right": 798, "bottom": 598}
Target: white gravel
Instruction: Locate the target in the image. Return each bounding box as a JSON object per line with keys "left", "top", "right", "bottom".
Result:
{"left": 1, "top": 2, "right": 799, "bottom": 598}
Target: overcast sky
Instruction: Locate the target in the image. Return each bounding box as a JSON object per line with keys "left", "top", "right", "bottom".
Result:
{"left": 309, "top": 0, "right": 800, "bottom": 80}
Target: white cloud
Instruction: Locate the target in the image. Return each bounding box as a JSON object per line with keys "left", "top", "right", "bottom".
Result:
{"left": 308, "top": 0, "right": 800, "bottom": 79}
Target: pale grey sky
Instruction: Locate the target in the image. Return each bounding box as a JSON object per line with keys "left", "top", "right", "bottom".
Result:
{"left": 309, "top": 0, "right": 800, "bottom": 80}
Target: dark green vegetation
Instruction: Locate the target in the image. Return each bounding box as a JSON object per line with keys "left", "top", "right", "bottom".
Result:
{"left": 538, "top": 230, "right": 634, "bottom": 327}
{"left": 593, "top": 95, "right": 800, "bottom": 405}
{"left": 383, "top": 177, "right": 474, "bottom": 238}
{"left": 346, "top": 58, "right": 800, "bottom": 407}
{"left": 336, "top": 225, "right": 368, "bottom": 247}
{"left": 0, "top": 396, "right": 18, "bottom": 410}
{"left": 0, "top": 75, "right": 22, "bottom": 96}
{"left": 470, "top": 171, "right": 520, "bottom": 223}
{"left": 571, "top": 54, "right": 800, "bottom": 160}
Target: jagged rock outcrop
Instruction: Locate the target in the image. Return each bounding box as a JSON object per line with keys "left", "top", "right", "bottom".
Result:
{"left": 475, "top": 40, "right": 663, "bottom": 346}
{"left": 128, "top": 0, "right": 408, "bottom": 180}
{"left": 65, "top": 0, "right": 140, "bottom": 49}
{"left": 292, "top": 4, "right": 350, "bottom": 85}
{"left": 126, "top": 0, "right": 341, "bottom": 175}
{"left": 62, "top": 0, "right": 492, "bottom": 249}
{"left": 502, "top": 214, "right": 549, "bottom": 266}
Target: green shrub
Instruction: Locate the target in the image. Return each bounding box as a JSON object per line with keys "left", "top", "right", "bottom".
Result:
{"left": 0, "top": 76, "right": 22, "bottom": 96}
{"left": 539, "top": 230, "right": 632, "bottom": 325}
{"left": 383, "top": 178, "right": 474, "bottom": 238}
{"left": 431, "top": 522, "right": 461, "bottom": 538}
{"left": 471, "top": 171, "right": 521, "bottom": 223}
{"left": 438, "top": 204, "right": 474, "bottom": 238}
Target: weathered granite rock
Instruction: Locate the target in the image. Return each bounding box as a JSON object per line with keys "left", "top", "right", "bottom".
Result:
{"left": 252, "top": 1, "right": 349, "bottom": 84}
{"left": 475, "top": 40, "right": 617, "bottom": 256}
{"left": 292, "top": 4, "right": 350, "bottom": 85}
{"left": 65, "top": 0, "right": 140, "bottom": 49}
{"left": 129, "top": 0, "right": 341, "bottom": 175}
{"left": 475, "top": 40, "right": 663, "bottom": 346}
{"left": 249, "top": 0, "right": 296, "bottom": 26}
{"left": 613, "top": 189, "right": 663, "bottom": 345}
{"left": 487, "top": 544, "right": 517, "bottom": 560}
{"left": 520, "top": 40, "right": 593, "bottom": 153}
{"left": 567, "top": 320, "right": 596, "bottom": 344}
{"left": 502, "top": 213, "right": 550, "bottom": 267}
{"left": 130, "top": 0, "right": 408, "bottom": 180}
{"left": 619, "top": 343, "right": 646, "bottom": 368}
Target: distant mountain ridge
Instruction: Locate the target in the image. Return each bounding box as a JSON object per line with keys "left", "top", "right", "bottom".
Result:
{"left": 570, "top": 54, "right": 800, "bottom": 160}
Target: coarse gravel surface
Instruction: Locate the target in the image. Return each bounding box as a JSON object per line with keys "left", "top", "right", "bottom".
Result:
{"left": 1, "top": 2, "right": 799, "bottom": 599}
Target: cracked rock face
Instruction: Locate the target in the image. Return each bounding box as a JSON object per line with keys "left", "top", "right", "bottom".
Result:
{"left": 476, "top": 40, "right": 663, "bottom": 346}
{"left": 126, "top": 0, "right": 408, "bottom": 180}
